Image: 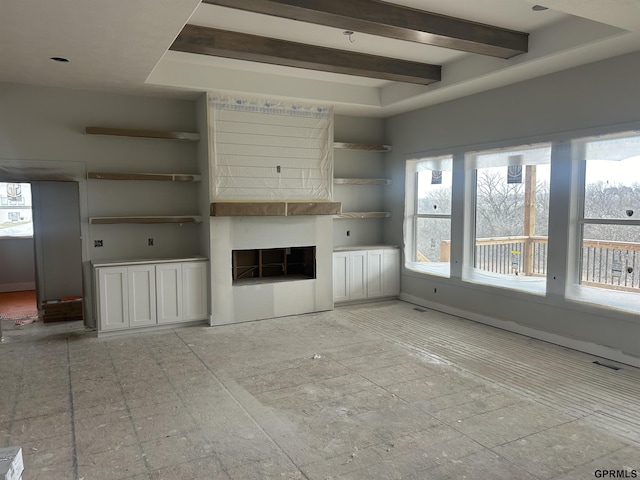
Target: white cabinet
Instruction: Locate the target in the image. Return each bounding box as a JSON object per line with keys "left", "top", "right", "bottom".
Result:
{"left": 349, "top": 250, "right": 368, "bottom": 301}
{"left": 128, "top": 265, "right": 157, "bottom": 328}
{"left": 333, "top": 247, "right": 399, "bottom": 303}
{"left": 382, "top": 248, "right": 400, "bottom": 297}
{"left": 97, "top": 267, "right": 129, "bottom": 331}
{"left": 333, "top": 252, "right": 350, "bottom": 303}
{"left": 156, "top": 263, "right": 183, "bottom": 324}
{"left": 366, "top": 249, "right": 384, "bottom": 298}
{"left": 95, "top": 259, "right": 207, "bottom": 332}
{"left": 182, "top": 261, "right": 208, "bottom": 321}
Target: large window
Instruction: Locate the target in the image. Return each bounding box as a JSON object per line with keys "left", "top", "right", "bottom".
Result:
{"left": 401, "top": 129, "right": 640, "bottom": 313}
{"left": 575, "top": 132, "right": 640, "bottom": 298}
{"left": 0, "top": 182, "right": 33, "bottom": 238}
{"left": 404, "top": 156, "right": 453, "bottom": 276}
{"left": 404, "top": 156, "right": 452, "bottom": 277}
{"left": 466, "top": 144, "right": 551, "bottom": 293}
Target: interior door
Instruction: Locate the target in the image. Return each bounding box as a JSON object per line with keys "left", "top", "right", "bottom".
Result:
{"left": 31, "top": 181, "right": 83, "bottom": 305}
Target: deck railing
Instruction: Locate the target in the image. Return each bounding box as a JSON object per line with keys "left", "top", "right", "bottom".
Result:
{"left": 436, "top": 237, "right": 640, "bottom": 291}
{"left": 581, "top": 239, "right": 640, "bottom": 291}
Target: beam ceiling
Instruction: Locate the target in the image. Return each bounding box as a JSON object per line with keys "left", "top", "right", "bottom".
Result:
{"left": 170, "top": 25, "right": 442, "bottom": 85}
{"left": 202, "top": 0, "right": 529, "bottom": 58}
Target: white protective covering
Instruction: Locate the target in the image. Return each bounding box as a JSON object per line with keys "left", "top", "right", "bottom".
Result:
{"left": 209, "top": 93, "right": 333, "bottom": 201}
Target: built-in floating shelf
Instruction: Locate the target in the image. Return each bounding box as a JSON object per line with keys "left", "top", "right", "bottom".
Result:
{"left": 333, "top": 178, "right": 391, "bottom": 185}
{"left": 333, "top": 142, "right": 392, "bottom": 152}
{"left": 88, "top": 172, "right": 201, "bottom": 182}
{"left": 89, "top": 216, "right": 202, "bottom": 225}
{"left": 336, "top": 212, "right": 391, "bottom": 219}
{"left": 85, "top": 126, "right": 200, "bottom": 142}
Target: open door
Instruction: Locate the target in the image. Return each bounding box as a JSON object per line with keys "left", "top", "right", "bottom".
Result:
{"left": 31, "top": 181, "right": 83, "bottom": 322}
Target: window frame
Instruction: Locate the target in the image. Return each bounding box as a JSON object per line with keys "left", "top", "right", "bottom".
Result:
{"left": 568, "top": 132, "right": 640, "bottom": 309}
{"left": 404, "top": 155, "right": 453, "bottom": 277}
{"left": 0, "top": 182, "right": 34, "bottom": 239}
{"left": 463, "top": 142, "right": 552, "bottom": 295}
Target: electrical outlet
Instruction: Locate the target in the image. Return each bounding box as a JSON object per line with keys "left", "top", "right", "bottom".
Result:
{"left": 148, "top": 238, "right": 154, "bottom": 246}
{"left": 94, "top": 240, "right": 103, "bottom": 247}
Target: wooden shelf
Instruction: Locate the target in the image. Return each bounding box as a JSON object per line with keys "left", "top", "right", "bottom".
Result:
{"left": 333, "top": 142, "right": 391, "bottom": 152}
{"left": 89, "top": 216, "right": 202, "bottom": 225}
{"left": 334, "top": 178, "right": 391, "bottom": 185}
{"left": 88, "top": 172, "right": 201, "bottom": 182}
{"left": 210, "top": 201, "right": 341, "bottom": 217}
{"left": 335, "top": 212, "right": 391, "bottom": 219}
{"left": 85, "top": 126, "right": 200, "bottom": 142}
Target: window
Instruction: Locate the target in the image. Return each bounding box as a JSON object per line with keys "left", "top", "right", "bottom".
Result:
{"left": 465, "top": 143, "right": 551, "bottom": 293}
{"left": 0, "top": 182, "right": 33, "bottom": 238}
{"left": 574, "top": 132, "right": 640, "bottom": 303}
{"left": 404, "top": 156, "right": 452, "bottom": 277}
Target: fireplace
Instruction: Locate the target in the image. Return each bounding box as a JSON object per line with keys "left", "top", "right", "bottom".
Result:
{"left": 210, "top": 216, "right": 333, "bottom": 324}
{"left": 232, "top": 246, "right": 316, "bottom": 284}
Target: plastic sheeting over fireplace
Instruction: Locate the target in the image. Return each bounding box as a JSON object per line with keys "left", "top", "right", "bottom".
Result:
{"left": 232, "top": 246, "right": 316, "bottom": 285}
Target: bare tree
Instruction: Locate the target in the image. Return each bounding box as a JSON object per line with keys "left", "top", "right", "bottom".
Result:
{"left": 475, "top": 170, "right": 524, "bottom": 238}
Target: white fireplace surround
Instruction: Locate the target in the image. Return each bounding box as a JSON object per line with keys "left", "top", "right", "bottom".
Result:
{"left": 210, "top": 215, "right": 333, "bottom": 325}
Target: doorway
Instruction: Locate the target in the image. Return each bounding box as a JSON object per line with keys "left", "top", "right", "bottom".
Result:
{"left": 0, "top": 181, "right": 37, "bottom": 326}
{"left": 0, "top": 180, "right": 83, "bottom": 326}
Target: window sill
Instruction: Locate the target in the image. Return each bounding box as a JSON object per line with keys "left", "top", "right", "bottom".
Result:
{"left": 405, "top": 262, "right": 450, "bottom": 278}
{"left": 566, "top": 284, "right": 640, "bottom": 316}
{"left": 462, "top": 268, "right": 547, "bottom": 296}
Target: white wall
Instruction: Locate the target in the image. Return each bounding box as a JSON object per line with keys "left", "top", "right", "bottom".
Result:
{"left": 0, "top": 83, "right": 201, "bottom": 326}
{"left": 210, "top": 216, "right": 333, "bottom": 324}
{"left": 384, "top": 51, "right": 640, "bottom": 364}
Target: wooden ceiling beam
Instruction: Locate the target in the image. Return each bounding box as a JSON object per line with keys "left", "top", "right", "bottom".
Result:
{"left": 170, "top": 25, "right": 441, "bottom": 85}
{"left": 202, "top": 0, "right": 528, "bottom": 58}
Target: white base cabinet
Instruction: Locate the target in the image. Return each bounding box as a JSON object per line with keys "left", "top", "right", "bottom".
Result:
{"left": 95, "top": 259, "right": 207, "bottom": 332}
{"left": 156, "top": 263, "right": 183, "bottom": 324}
{"left": 128, "top": 265, "right": 157, "bottom": 328}
{"left": 333, "top": 247, "right": 400, "bottom": 303}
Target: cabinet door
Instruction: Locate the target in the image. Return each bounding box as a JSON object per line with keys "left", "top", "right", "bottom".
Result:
{"left": 383, "top": 249, "right": 401, "bottom": 296}
{"left": 128, "top": 265, "right": 156, "bottom": 327}
{"left": 348, "top": 250, "right": 367, "bottom": 300}
{"left": 97, "top": 267, "right": 129, "bottom": 331}
{"left": 367, "top": 250, "right": 384, "bottom": 298}
{"left": 182, "top": 261, "right": 208, "bottom": 321}
{"left": 333, "top": 252, "right": 350, "bottom": 302}
{"left": 156, "top": 263, "right": 183, "bottom": 324}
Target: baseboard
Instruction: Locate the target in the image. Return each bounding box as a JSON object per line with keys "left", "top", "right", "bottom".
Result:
{"left": 0, "top": 282, "right": 36, "bottom": 293}
{"left": 96, "top": 319, "right": 208, "bottom": 338}
{"left": 400, "top": 292, "right": 640, "bottom": 369}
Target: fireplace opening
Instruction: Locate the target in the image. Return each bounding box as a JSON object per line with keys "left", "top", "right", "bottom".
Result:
{"left": 232, "top": 246, "right": 316, "bottom": 285}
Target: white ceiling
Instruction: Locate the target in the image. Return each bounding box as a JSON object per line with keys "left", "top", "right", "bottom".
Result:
{"left": 1, "top": 0, "right": 639, "bottom": 117}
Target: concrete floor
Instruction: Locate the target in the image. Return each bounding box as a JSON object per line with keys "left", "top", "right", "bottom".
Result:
{"left": 2, "top": 300, "right": 640, "bottom": 479}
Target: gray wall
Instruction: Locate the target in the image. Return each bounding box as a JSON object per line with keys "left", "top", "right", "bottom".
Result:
{"left": 0, "top": 238, "right": 35, "bottom": 291}
{"left": 0, "top": 83, "right": 201, "bottom": 325}
{"left": 333, "top": 115, "right": 387, "bottom": 248}
{"left": 384, "top": 51, "right": 640, "bottom": 363}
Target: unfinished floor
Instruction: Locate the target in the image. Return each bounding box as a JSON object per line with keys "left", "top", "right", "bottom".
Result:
{"left": 2, "top": 300, "right": 640, "bottom": 479}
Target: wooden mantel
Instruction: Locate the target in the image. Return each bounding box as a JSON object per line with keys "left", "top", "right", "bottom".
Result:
{"left": 210, "top": 201, "right": 341, "bottom": 217}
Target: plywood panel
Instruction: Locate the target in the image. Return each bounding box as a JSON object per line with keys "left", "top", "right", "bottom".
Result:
{"left": 210, "top": 202, "right": 286, "bottom": 216}
{"left": 287, "top": 202, "right": 341, "bottom": 216}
